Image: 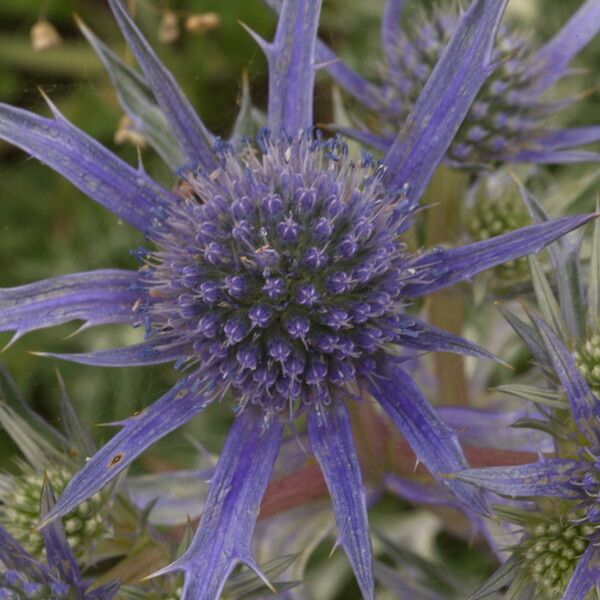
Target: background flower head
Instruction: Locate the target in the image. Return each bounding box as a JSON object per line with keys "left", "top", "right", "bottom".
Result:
{"left": 317, "top": 0, "right": 600, "bottom": 168}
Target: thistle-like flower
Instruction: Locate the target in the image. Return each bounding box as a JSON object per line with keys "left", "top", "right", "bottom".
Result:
{"left": 455, "top": 313, "right": 600, "bottom": 599}
{"left": 0, "top": 479, "right": 118, "bottom": 600}
{"left": 0, "top": 1, "right": 596, "bottom": 598}
{"left": 449, "top": 205, "right": 600, "bottom": 598}
{"left": 317, "top": 0, "right": 600, "bottom": 167}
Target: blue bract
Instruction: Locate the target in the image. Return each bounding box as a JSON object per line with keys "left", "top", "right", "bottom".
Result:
{"left": 317, "top": 0, "right": 600, "bottom": 167}
{"left": 0, "top": 1, "right": 596, "bottom": 598}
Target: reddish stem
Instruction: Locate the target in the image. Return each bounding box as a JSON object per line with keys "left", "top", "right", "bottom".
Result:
{"left": 257, "top": 438, "right": 542, "bottom": 519}
{"left": 260, "top": 463, "right": 327, "bottom": 519}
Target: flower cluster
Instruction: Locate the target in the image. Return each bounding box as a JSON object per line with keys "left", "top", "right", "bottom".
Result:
{"left": 453, "top": 212, "right": 600, "bottom": 598}
{"left": 138, "top": 133, "right": 419, "bottom": 412}
{"left": 0, "top": 467, "right": 104, "bottom": 559}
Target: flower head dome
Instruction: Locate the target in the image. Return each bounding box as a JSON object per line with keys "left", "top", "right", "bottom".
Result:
{"left": 0, "top": 1, "right": 595, "bottom": 598}
{"left": 317, "top": 0, "right": 600, "bottom": 167}
{"left": 138, "top": 132, "right": 419, "bottom": 413}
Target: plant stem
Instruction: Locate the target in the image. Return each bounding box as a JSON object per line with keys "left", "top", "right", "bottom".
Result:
{"left": 424, "top": 166, "right": 470, "bottom": 405}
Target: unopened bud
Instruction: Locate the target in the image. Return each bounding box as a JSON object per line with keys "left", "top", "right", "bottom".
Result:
{"left": 159, "top": 10, "right": 180, "bottom": 44}
{"left": 30, "top": 20, "right": 62, "bottom": 52}
{"left": 114, "top": 114, "right": 147, "bottom": 148}
{"left": 185, "top": 12, "right": 220, "bottom": 35}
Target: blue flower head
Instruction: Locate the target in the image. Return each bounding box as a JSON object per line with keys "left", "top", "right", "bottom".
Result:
{"left": 317, "top": 0, "right": 600, "bottom": 167}
{"left": 0, "top": 1, "right": 596, "bottom": 598}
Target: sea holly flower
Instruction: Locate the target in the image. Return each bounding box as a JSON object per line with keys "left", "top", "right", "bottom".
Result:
{"left": 0, "top": 0, "right": 596, "bottom": 598}
{"left": 454, "top": 313, "right": 600, "bottom": 599}
{"left": 446, "top": 207, "right": 600, "bottom": 598}
{"left": 313, "top": 0, "right": 600, "bottom": 167}
{"left": 0, "top": 479, "right": 119, "bottom": 600}
{"left": 0, "top": 368, "right": 182, "bottom": 594}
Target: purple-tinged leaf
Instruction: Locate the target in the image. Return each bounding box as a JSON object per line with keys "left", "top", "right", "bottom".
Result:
{"left": 495, "top": 384, "right": 564, "bottom": 410}
{"left": 39, "top": 479, "right": 84, "bottom": 593}
{"left": 561, "top": 541, "right": 600, "bottom": 600}
{"left": 384, "top": 474, "right": 461, "bottom": 510}
{"left": 316, "top": 42, "right": 391, "bottom": 114}
{"left": 369, "top": 357, "right": 489, "bottom": 515}
{"left": 107, "top": 0, "right": 215, "bottom": 170}
{"left": 383, "top": 0, "right": 508, "bottom": 199}
{"left": 265, "top": 0, "right": 323, "bottom": 135}
{"left": 0, "top": 104, "right": 172, "bottom": 232}
{"left": 0, "top": 270, "right": 139, "bottom": 344}
{"left": 40, "top": 336, "right": 187, "bottom": 367}
{"left": 515, "top": 178, "right": 585, "bottom": 341}
{"left": 381, "top": 0, "right": 405, "bottom": 68}
{"left": 402, "top": 213, "right": 597, "bottom": 297}
{"left": 86, "top": 582, "right": 120, "bottom": 600}
{"left": 437, "top": 406, "right": 553, "bottom": 453}
{"left": 530, "top": 313, "right": 600, "bottom": 444}
{"left": 393, "top": 314, "right": 496, "bottom": 361}
{"left": 76, "top": 16, "right": 184, "bottom": 171}
{"left": 326, "top": 124, "right": 393, "bottom": 151}
{"left": 528, "top": 0, "right": 600, "bottom": 93}
{"left": 528, "top": 255, "right": 568, "bottom": 341}
{"left": 470, "top": 556, "right": 521, "bottom": 600}
{"left": 509, "top": 149, "right": 600, "bottom": 164}
{"left": 533, "top": 127, "right": 600, "bottom": 152}
{"left": 154, "top": 407, "right": 283, "bottom": 600}
{"left": 454, "top": 460, "right": 588, "bottom": 499}
{"left": 0, "top": 526, "right": 51, "bottom": 581}
{"left": 308, "top": 400, "right": 374, "bottom": 600}
{"left": 40, "top": 374, "right": 212, "bottom": 527}
{"left": 498, "top": 306, "right": 550, "bottom": 368}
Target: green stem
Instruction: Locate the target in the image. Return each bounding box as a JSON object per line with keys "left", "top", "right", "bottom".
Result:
{"left": 424, "top": 166, "right": 470, "bottom": 406}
